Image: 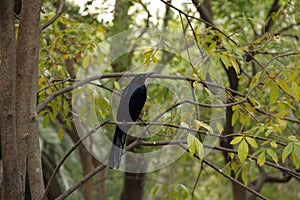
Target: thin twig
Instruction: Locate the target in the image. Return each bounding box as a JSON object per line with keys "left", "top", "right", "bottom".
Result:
{"left": 37, "top": 73, "right": 244, "bottom": 113}
{"left": 42, "top": 120, "right": 110, "bottom": 200}
{"left": 178, "top": 144, "right": 270, "bottom": 200}
{"left": 40, "top": 0, "right": 65, "bottom": 31}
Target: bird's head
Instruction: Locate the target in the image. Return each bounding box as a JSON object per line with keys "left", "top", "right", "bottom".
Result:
{"left": 131, "top": 72, "right": 154, "bottom": 84}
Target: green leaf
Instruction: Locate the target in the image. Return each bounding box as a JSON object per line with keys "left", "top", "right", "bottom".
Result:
{"left": 282, "top": 143, "right": 293, "bottom": 163}
{"left": 265, "top": 129, "right": 273, "bottom": 137}
{"left": 42, "top": 115, "right": 50, "bottom": 128}
{"left": 114, "top": 81, "right": 120, "bottom": 90}
{"left": 187, "top": 133, "right": 204, "bottom": 161}
{"left": 152, "top": 186, "right": 159, "bottom": 198}
{"left": 257, "top": 151, "right": 266, "bottom": 167}
{"left": 241, "top": 170, "right": 248, "bottom": 186}
{"left": 187, "top": 133, "right": 196, "bottom": 157}
{"left": 287, "top": 135, "right": 299, "bottom": 142}
{"left": 277, "top": 79, "right": 290, "bottom": 94}
{"left": 267, "top": 148, "right": 278, "bottom": 163}
{"left": 230, "top": 57, "right": 240, "bottom": 75}
{"left": 230, "top": 136, "right": 243, "bottom": 145}
{"left": 208, "top": 41, "right": 217, "bottom": 54}
{"left": 292, "top": 151, "right": 300, "bottom": 169}
{"left": 232, "top": 110, "right": 239, "bottom": 126}
{"left": 238, "top": 140, "right": 249, "bottom": 163}
{"left": 195, "top": 139, "right": 204, "bottom": 162}
{"left": 270, "top": 82, "right": 279, "bottom": 104}
{"left": 249, "top": 76, "right": 258, "bottom": 89}
{"left": 58, "top": 128, "right": 64, "bottom": 141}
{"left": 245, "top": 137, "right": 258, "bottom": 148}
{"left": 294, "top": 144, "right": 300, "bottom": 161}
{"left": 292, "top": 81, "right": 300, "bottom": 102}
{"left": 220, "top": 54, "right": 230, "bottom": 68}
{"left": 254, "top": 126, "right": 264, "bottom": 137}
{"left": 194, "top": 120, "right": 213, "bottom": 133}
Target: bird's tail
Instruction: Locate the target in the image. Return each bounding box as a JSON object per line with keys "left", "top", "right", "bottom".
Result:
{"left": 108, "top": 126, "right": 127, "bottom": 169}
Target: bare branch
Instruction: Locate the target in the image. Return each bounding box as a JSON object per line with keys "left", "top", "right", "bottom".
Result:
{"left": 37, "top": 73, "right": 245, "bottom": 113}
{"left": 40, "top": 0, "right": 65, "bottom": 31}
{"left": 42, "top": 120, "right": 111, "bottom": 200}
{"left": 265, "top": 174, "right": 292, "bottom": 183}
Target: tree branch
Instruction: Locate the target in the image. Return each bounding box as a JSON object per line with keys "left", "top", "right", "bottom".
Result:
{"left": 40, "top": 0, "right": 65, "bottom": 31}
{"left": 37, "top": 73, "right": 245, "bottom": 113}
{"left": 42, "top": 120, "right": 111, "bottom": 200}
{"left": 263, "top": 0, "right": 280, "bottom": 33}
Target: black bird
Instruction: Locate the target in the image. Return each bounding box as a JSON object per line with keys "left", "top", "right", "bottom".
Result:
{"left": 108, "top": 72, "right": 154, "bottom": 169}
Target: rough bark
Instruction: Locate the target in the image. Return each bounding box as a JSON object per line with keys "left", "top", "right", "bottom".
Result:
{"left": 0, "top": 1, "right": 23, "bottom": 199}
{"left": 16, "top": 0, "right": 44, "bottom": 198}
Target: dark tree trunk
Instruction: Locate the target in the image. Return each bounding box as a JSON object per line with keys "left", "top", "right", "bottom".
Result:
{"left": 0, "top": 1, "right": 22, "bottom": 199}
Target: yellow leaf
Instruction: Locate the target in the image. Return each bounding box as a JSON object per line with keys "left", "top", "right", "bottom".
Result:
{"left": 245, "top": 137, "right": 258, "bottom": 148}
{"left": 267, "top": 148, "right": 278, "bottom": 163}
{"left": 231, "top": 161, "right": 237, "bottom": 171}
{"left": 58, "top": 128, "right": 64, "bottom": 140}
{"left": 82, "top": 54, "right": 89, "bottom": 69}
{"left": 96, "top": 26, "right": 106, "bottom": 33}
{"left": 277, "top": 118, "right": 287, "bottom": 127}
{"left": 292, "top": 81, "right": 300, "bottom": 102}
{"left": 230, "top": 57, "right": 240, "bottom": 75}
{"left": 230, "top": 136, "right": 243, "bottom": 145}
{"left": 277, "top": 79, "right": 290, "bottom": 94}
{"left": 238, "top": 140, "right": 249, "bottom": 163}
{"left": 257, "top": 151, "right": 265, "bottom": 167}
{"left": 151, "top": 56, "right": 159, "bottom": 63}
{"left": 194, "top": 120, "right": 213, "bottom": 133}
{"left": 245, "top": 103, "right": 255, "bottom": 112}
{"left": 114, "top": 81, "right": 120, "bottom": 90}
{"left": 276, "top": 110, "right": 289, "bottom": 118}
{"left": 270, "top": 141, "right": 277, "bottom": 148}
{"left": 270, "top": 82, "right": 279, "bottom": 104}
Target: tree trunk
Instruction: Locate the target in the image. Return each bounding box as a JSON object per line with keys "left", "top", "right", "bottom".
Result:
{"left": 15, "top": 0, "right": 45, "bottom": 199}
{"left": 66, "top": 122, "right": 96, "bottom": 200}
{"left": 110, "top": 0, "right": 133, "bottom": 72}
{"left": 0, "top": 1, "right": 23, "bottom": 199}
